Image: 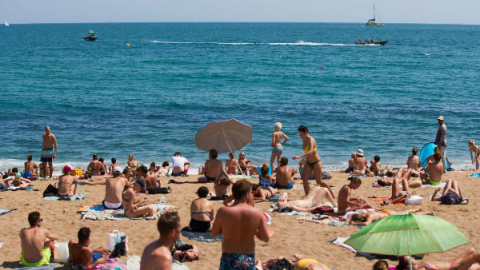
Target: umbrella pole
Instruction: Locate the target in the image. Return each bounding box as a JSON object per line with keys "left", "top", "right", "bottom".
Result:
{"left": 408, "top": 231, "right": 413, "bottom": 270}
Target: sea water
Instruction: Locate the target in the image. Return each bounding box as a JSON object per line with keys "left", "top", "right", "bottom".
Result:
{"left": 0, "top": 23, "right": 479, "bottom": 173}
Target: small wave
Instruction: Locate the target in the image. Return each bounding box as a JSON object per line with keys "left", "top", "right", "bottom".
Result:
{"left": 151, "top": 40, "right": 353, "bottom": 46}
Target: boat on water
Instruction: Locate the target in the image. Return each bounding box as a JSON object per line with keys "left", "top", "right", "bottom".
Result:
{"left": 83, "top": 30, "right": 97, "bottom": 41}
{"left": 366, "top": 4, "right": 384, "bottom": 27}
{"left": 5, "top": 20, "right": 9, "bottom": 27}
{"left": 355, "top": 39, "right": 388, "bottom": 46}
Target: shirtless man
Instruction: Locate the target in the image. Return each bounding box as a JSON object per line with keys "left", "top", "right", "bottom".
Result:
{"left": 293, "top": 125, "right": 334, "bottom": 198}
{"left": 200, "top": 149, "right": 223, "bottom": 182}
{"left": 123, "top": 180, "right": 157, "bottom": 218}
{"left": 20, "top": 211, "right": 58, "bottom": 267}
{"left": 103, "top": 167, "right": 129, "bottom": 210}
{"left": 212, "top": 180, "right": 270, "bottom": 269}
{"left": 274, "top": 157, "right": 296, "bottom": 189}
{"left": 171, "top": 152, "right": 190, "bottom": 176}
{"left": 396, "top": 248, "right": 480, "bottom": 270}
{"left": 225, "top": 152, "right": 237, "bottom": 175}
{"left": 138, "top": 165, "right": 159, "bottom": 190}
{"left": 348, "top": 208, "right": 433, "bottom": 225}
{"left": 276, "top": 186, "right": 337, "bottom": 212}
{"left": 270, "top": 122, "right": 289, "bottom": 171}
{"left": 109, "top": 157, "right": 119, "bottom": 175}
{"left": 87, "top": 154, "right": 106, "bottom": 176}
{"left": 337, "top": 177, "right": 372, "bottom": 215}
{"left": 140, "top": 212, "right": 182, "bottom": 270}
{"left": 69, "top": 227, "right": 109, "bottom": 269}
{"left": 420, "top": 152, "right": 444, "bottom": 186}
{"left": 58, "top": 165, "right": 78, "bottom": 197}
{"left": 352, "top": 149, "right": 368, "bottom": 175}
{"left": 24, "top": 154, "right": 38, "bottom": 177}
{"left": 41, "top": 126, "right": 57, "bottom": 179}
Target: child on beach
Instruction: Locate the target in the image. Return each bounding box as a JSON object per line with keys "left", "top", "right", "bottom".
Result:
{"left": 270, "top": 122, "right": 289, "bottom": 171}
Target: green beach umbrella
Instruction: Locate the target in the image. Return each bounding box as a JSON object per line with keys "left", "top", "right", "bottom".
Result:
{"left": 345, "top": 214, "right": 469, "bottom": 270}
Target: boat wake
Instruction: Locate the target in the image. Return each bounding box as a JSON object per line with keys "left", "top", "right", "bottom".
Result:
{"left": 152, "top": 40, "right": 354, "bottom": 46}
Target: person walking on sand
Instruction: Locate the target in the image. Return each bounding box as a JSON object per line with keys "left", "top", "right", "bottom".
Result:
{"left": 270, "top": 122, "right": 289, "bottom": 171}
{"left": 20, "top": 211, "right": 58, "bottom": 267}
{"left": 212, "top": 180, "right": 270, "bottom": 269}
{"left": 293, "top": 125, "right": 334, "bottom": 198}
{"left": 140, "top": 212, "right": 182, "bottom": 270}
{"left": 41, "top": 126, "right": 57, "bottom": 179}
{"left": 434, "top": 116, "right": 447, "bottom": 173}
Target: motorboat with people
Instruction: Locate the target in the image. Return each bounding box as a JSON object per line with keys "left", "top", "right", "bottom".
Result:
{"left": 83, "top": 30, "right": 97, "bottom": 41}
{"left": 355, "top": 38, "right": 388, "bottom": 46}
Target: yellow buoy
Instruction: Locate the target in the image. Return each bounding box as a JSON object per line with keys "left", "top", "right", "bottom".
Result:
{"left": 126, "top": 43, "right": 130, "bottom": 47}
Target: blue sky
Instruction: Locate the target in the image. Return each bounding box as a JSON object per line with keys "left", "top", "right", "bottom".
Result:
{"left": 2, "top": 0, "right": 479, "bottom": 25}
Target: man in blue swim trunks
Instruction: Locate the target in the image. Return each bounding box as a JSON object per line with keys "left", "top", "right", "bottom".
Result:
{"left": 20, "top": 211, "right": 58, "bottom": 267}
{"left": 212, "top": 180, "right": 270, "bottom": 270}
{"left": 41, "top": 126, "right": 57, "bottom": 179}
{"left": 274, "top": 157, "right": 295, "bottom": 189}
{"left": 69, "top": 227, "right": 110, "bottom": 268}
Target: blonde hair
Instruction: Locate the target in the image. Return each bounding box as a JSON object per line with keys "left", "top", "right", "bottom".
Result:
{"left": 274, "top": 122, "right": 282, "bottom": 131}
{"left": 261, "top": 163, "right": 269, "bottom": 177}
{"left": 128, "top": 154, "right": 135, "bottom": 161}
{"left": 469, "top": 140, "right": 475, "bottom": 146}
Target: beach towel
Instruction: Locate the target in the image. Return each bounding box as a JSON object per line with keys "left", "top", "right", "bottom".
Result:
{"left": 269, "top": 208, "right": 310, "bottom": 216}
{"left": 0, "top": 209, "right": 14, "bottom": 216}
{"left": 94, "top": 258, "right": 126, "bottom": 270}
{"left": 181, "top": 228, "right": 223, "bottom": 242}
{"left": 370, "top": 197, "right": 404, "bottom": 205}
{"left": 43, "top": 193, "right": 89, "bottom": 201}
{"left": 126, "top": 256, "right": 190, "bottom": 270}
{"left": 472, "top": 173, "right": 480, "bottom": 178}
{"left": 421, "top": 181, "right": 447, "bottom": 188}
{"left": 80, "top": 204, "right": 175, "bottom": 220}
{"left": 8, "top": 186, "right": 33, "bottom": 191}
{"left": 15, "top": 263, "right": 62, "bottom": 270}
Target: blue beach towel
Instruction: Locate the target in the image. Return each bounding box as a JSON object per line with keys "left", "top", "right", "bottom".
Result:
{"left": 0, "top": 209, "right": 14, "bottom": 216}
{"left": 181, "top": 227, "right": 223, "bottom": 242}
{"left": 43, "top": 193, "right": 89, "bottom": 201}
{"left": 472, "top": 173, "right": 480, "bottom": 178}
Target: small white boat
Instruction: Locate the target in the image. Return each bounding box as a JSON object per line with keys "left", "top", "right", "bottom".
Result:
{"left": 5, "top": 20, "right": 9, "bottom": 27}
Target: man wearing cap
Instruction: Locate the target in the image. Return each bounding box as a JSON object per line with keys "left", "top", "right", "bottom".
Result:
{"left": 58, "top": 165, "right": 78, "bottom": 198}
{"left": 353, "top": 149, "right": 368, "bottom": 174}
{"left": 434, "top": 116, "right": 447, "bottom": 173}
{"left": 103, "top": 166, "right": 129, "bottom": 210}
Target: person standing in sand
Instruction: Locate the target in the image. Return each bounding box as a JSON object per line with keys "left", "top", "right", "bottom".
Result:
{"left": 212, "top": 180, "right": 270, "bottom": 269}
{"left": 140, "top": 211, "right": 182, "bottom": 270}
{"left": 20, "top": 211, "right": 58, "bottom": 267}
{"left": 292, "top": 125, "right": 334, "bottom": 198}
{"left": 468, "top": 140, "right": 480, "bottom": 170}
{"left": 58, "top": 165, "right": 78, "bottom": 198}
{"left": 41, "top": 126, "right": 57, "bottom": 179}
{"left": 434, "top": 115, "right": 447, "bottom": 173}
{"left": 69, "top": 227, "right": 109, "bottom": 268}
{"left": 270, "top": 122, "right": 289, "bottom": 171}
{"left": 103, "top": 166, "right": 129, "bottom": 210}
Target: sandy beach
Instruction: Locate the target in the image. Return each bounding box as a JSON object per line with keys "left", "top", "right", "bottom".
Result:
{"left": 0, "top": 170, "right": 478, "bottom": 270}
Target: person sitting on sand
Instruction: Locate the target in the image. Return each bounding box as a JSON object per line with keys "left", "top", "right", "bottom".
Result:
{"left": 123, "top": 179, "right": 158, "bottom": 218}
{"left": 337, "top": 177, "right": 372, "bottom": 215}
{"left": 380, "top": 174, "right": 417, "bottom": 205}
{"left": 212, "top": 180, "right": 270, "bottom": 269}
{"left": 420, "top": 152, "right": 444, "bottom": 186}
{"left": 20, "top": 211, "right": 58, "bottom": 267}
{"left": 468, "top": 140, "right": 480, "bottom": 170}
{"left": 252, "top": 183, "right": 279, "bottom": 200}
{"left": 127, "top": 153, "right": 139, "bottom": 169}
{"left": 352, "top": 149, "right": 368, "bottom": 175}
{"left": 158, "top": 161, "right": 170, "bottom": 177}
{"left": 225, "top": 152, "right": 237, "bottom": 175}
{"left": 377, "top": 169, "right": 422, "bottom": 188}
{"left": 69, "top": 227, "right": 109, "bottom": 269}
{"left": 103, "top": 166, "right": 129, "bottom": 210}
{"left": 345, "top": 153, "right": 356, "bottom": 173}
{"left": 274, "top": 157, "right": 295, "bottom": 189}
{"left": 200, "top": 149, "right": 223, "bottom": 182}
{"left": 259, "top": 163, "right": 276, "bottom": 186}
{"left": 188, "top": 186, "right": 215, "bottom": 232}
{"left": 348, "top": 208, "right": 434, "bottom": 225}
{"left": 407, "top": 147, "right": 422, "bottom": 176}
{"left": 171, "top": 152, "right": 190, "bottom": 176}
{"left": 275, "top": 186, "right": 337, "bottom": 213}
{"left": 109, "top": 157, "right": 119, "bottom": 175}
{"left": 24, "top": 154, "right": 38, "bottom": 178}
{"left": 140, "top": 212, "right": 182, "bottom": 270}
{"left": 148, "top": 162, "right": 159, "bottom": 178}
{"left": 369, "top": 155, "right": 391, "bottom": 176}
{"left": 214, "top": 170, "right": 233, "bottom": 200}
{"left": 270, "top": 122, "right": 289, "bottom": 171}
{"left": 238, "top": 152, "right": 259, "bottom": 175}
{"left": 87, "top": 154, "right": 106, "bottom": 176}
{"left": 431, "top": 179, "right": 466, "bottom": 203}
{"left": 395, "top": 248, "right": 480, "bottom": 270}
{"left": 58, "top": 165, "right": 78, "bottom": 198}
{"left": 137, "top": 164, "right": 159, "bottom": 190}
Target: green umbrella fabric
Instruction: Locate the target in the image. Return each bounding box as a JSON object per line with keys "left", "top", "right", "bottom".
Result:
{"left": 345, "top": 214, "right": 469, "bottom": 256}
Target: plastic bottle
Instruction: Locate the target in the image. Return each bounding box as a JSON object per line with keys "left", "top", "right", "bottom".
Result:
{"left": 330, "top": 220, "right": 346, "bottom": 226}
{"left": 160, "top": 196, "right": 165, "bottom": 204}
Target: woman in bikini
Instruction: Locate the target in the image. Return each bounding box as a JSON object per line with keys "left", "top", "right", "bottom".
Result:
{"left": 407, "top": 147, "right": 422, "bottom": 176}
{"left": 237, "top": 152, "right": 258, "bottom": 176}
{"left": 293, "top": 125, "right": 334, "bottom": 198}
{"left": 276, "top": 186, "right": 337, "bottom": 212}
{"left": 189, "top": 186, "right": 215, "bottom": 232}
{"left": 123, "top": 181, "right": 158, "bottom": 218}
{"left": 225, "top": 152, "right": 237, "bottom": 175}
{"left": 270, "top": 122, "right": 289, "bottom": 171}
{"left": 252, "top": 184, "right": 278, "bottom": 200}
{"left": 396, "top": 248, "right": 480, "bottom": 270}
{"left": 468, "top": 140, "right": 480, "bottom": 170}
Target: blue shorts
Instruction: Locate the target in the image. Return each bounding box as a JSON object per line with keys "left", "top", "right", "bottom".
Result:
{"left": 220, "top": 252, "right": 255, "bottom": 270}
{"left": 272, "top": 145, "right": 283, "bottom": 154}
{"left": 276, "top": 181, "right": 294, "bottom": 189}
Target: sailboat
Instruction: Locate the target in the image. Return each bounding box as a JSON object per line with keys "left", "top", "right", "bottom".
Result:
{"left": 366, "top": 4, "right": 384, "bottom": 27}
{"left": 5, "top": 20, "right": 9, "bottom": 27}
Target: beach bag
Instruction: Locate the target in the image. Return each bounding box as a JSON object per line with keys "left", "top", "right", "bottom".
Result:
{"left": 405, "top": 195, "right": 423, "bottom": 205}
{"left": 259, "top": 176, "right": 275, "bottom": 187}
{"left": 172, "top": 244, "right": 199, "bottom": 262}
{"left": 441, "top": 193, "right": 463, "bottom": 205}
{"left": 53, "top": 242, "right": 70, "bottom": 263}
{"left": 107, "top": 230, "right": 128, "bottom": 252}
{"left": 147, "top": 187, "right": 170, "bottom": 194}
{"left": 43, "top": 184, "right": 58, "bottom": 197}
{"left": 311, "top": 205, "right": 334, "bottom": 215}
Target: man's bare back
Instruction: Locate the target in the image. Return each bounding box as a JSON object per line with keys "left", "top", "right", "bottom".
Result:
{"left": 275, "top": 166, "right": 295, "bottom": 187}
{"left": 20, "top": 227, "right": 57, "bottom": 263}
{"left": 140, "top": 241, "right": 173, "bottom": 270}
{"left": 203, "top": 159, "right": 223, "bottom": 178}
{"left": 144, "top": 174, "right": 158, "bottom": 189}
{"left": 25, "top": 161, "right": 38, "bottom": 175}
{"left": 105, "top": 176, "right": 128, "bottom": 203}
